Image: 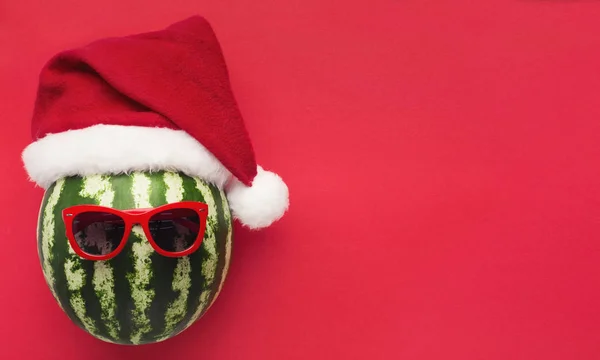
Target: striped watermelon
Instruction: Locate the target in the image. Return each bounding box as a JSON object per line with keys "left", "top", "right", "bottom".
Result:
{"left": 36, "top": 171, "right": 233, "bottom": 345}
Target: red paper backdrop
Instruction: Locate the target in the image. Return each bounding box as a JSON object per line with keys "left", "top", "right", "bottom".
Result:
{"left": 2, "top": 1, "right": 600, "bottom": 359}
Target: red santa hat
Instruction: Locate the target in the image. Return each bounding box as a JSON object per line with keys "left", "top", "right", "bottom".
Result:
{"left": 21, "top": 15, "right": 289, "bottom": 229}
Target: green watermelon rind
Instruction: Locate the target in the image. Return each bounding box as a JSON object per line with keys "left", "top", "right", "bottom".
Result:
{"left": 36, "top": 171, "right": 233, "bottom": 345}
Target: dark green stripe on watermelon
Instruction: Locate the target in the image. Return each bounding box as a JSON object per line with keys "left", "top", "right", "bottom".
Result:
{"left": 109, "top": 174, "right": 136, "bottom": 344}
{"left": 171, "top": 175, "right": 210, "bottom": 335}
{"left": 144, "top": 173, "right": 179, "bottom": 342}
{"left": 202, "top": 184, "right": 230, "bottom": 315}
{"left": 36, "top": 189, "right": 47, "bottom": 271}
{"left": 66, "top": 177, "right": 116, "bottom": 340}
{"left": 37, "top": 182, "right": 57, "bottom": 296}
{"left": 49, "top": 177, "right": 97, "bottom": 336}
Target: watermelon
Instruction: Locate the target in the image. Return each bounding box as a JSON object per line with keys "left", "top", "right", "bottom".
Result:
{"left": 36, "top": 171, "right": 233, "bottom": 345}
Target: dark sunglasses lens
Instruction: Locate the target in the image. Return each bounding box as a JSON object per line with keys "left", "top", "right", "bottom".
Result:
{"left": 148, "top": 209, "right": 201, "bottom": 253}
{"left": 72, "top": 212, "right": 126, "bottom": 256}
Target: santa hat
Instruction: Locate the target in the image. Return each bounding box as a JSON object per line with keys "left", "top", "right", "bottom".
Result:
{"left": 21, "top": 15, "right": 289, "bottom": 230}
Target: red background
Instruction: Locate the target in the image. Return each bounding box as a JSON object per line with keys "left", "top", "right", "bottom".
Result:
{"left": 2, "top": 1, "right": 600, "bottom": 359}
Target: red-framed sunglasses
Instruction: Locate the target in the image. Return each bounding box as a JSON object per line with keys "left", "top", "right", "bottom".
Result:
{"left": 62, "top": 201, "right": 209, "bottom": 261}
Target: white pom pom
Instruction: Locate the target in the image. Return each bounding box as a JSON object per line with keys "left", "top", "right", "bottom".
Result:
{"left": 226, "top": 166, "right": 289, "bottom": 229}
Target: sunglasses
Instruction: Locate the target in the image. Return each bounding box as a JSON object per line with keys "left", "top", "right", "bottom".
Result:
{"left": 62, "top": 201, "right": 209, "bottom": 261}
